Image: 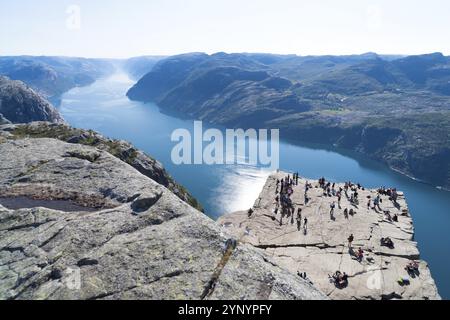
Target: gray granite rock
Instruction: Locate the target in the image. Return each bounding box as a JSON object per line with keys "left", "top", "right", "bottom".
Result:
{"left": 0, "top": 122, "right": 202, "bottom": 211}
{"left": 0, "top": 136, "right": 326, "bottom": 300}
{"left": 0, "top": 113, "right": 11, "bottom": 125}
{"left": 0, "top": 76, "right": 64, "bottom": 124}
{"left": 219, "top": 172, "right": 440, "bottom": 300}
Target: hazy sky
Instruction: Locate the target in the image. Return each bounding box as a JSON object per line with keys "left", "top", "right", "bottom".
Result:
{"left": 1, "top": 0, "right": 449, "bottom": 58}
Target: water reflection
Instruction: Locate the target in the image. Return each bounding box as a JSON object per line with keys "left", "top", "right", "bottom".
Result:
{"left": 59, "top": 71, "right": 450, "bottom": 298}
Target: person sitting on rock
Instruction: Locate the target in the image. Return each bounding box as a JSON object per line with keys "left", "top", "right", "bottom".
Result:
{"left": 331, "top": 271, "right": 348, "bottom": 288}
{"left": 381, "top": 237, "right": 394, "bottom": 248}
{"left": 405, "top": 261, "right": 419, "bottom": 276}
{"left": 356, "top": 248, "right": 364, "bottom": 262}
{"left": 331, "top": 270, "right": 341, "bottom": 283}
{"left": 384, "top": 210, "right": 392, "bottom": 221}
{"left": 397, "top": 277, "right": 410, "bottom": 286}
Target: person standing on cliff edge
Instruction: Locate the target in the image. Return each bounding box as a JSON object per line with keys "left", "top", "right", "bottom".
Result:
{"left": 348, "top": 234, "right": 354, "bottom": 248}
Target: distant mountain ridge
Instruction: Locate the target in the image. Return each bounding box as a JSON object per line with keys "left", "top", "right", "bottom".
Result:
{"left": 299, "top": 52, "right": 450, "bottom": 96}
{"left": 127, "top": 52, "right": 450, "bottom": 190}
{"left": 0, "top": 56, "right": 115, "bottom": 105}
{"left": 122, "top": 56, "right": 166, "bottom": 79}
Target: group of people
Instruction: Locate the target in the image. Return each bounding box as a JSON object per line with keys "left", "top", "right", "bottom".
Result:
{"left": 405, "top": 261, "right": 419, "bottom": 275}
{"left": 378, "top": 187, "right": 399, "bottom": 204}
{"left": 344, "top": 181, "right": 362, "bottom": 206}
{"left": 269, "top": 173, "right": 407, "bottom": 290}
{"left": 319, "top": 177, "right": 362, "bottom": 220}
{"left": 381, "top": 237, "right": 395, "bottom": 248}
{"left": 274, "top": 174, "right": 308, "bottom": 233}
{"left": 297, "top": 271, "right": 311, "bottom": 282}
{"left": 384, "top": 210, "right": 399, "bottom": 222}
{"left": 330, "top": 271, "right": 349, "bottom": 288}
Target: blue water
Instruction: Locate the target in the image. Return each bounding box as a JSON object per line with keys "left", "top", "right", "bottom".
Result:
{"left": 59, "top": 72, "right": 450, "bottom": 299}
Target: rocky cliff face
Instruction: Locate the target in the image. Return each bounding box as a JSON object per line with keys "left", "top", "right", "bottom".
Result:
{"left": 0, "top": 76, "right": 64, "bottom": 124}
{"left": 0, "top": 123, "right": 326, "bottom": 300}
{"left": 219, "top": 172, "right": 440, "bottom": 300}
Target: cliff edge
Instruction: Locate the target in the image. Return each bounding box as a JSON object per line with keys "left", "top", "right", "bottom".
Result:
{"left": 0, "top": 123, "right": 325, "bottom": 300}
{"left": 219, "top": 171, "right": 440, "bottom": 300}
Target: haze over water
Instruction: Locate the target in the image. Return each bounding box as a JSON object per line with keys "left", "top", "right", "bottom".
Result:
{"left": 59, "top": 71, "right": 450, "bottom": 298}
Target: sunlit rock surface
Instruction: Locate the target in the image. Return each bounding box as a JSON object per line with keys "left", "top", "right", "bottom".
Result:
{"left": 219, "top": 171, "right": 440, "bottom": 300}
{"left": 0, "top": 128, "right": 326, "bottom": 300}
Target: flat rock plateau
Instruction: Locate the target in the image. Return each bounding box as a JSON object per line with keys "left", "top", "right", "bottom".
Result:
{"left": 219, "top": 172, "right": 440, "bottom": 300}
{"left": 0, "top": 123, "right": 325, "bottom": 300}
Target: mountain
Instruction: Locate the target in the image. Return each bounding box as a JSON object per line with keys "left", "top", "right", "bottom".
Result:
{"left": 127, "top": 52, "right": 450, "bottom": 190}
{"left": 128, "top": 53, "right": 309, "bottom": 126}
{"left": 122, "top": 56, "right": 166, "bottom": 79}
{"left": 0, "top": 76, "right": 64, "bottom": 124}
{"left": 298, "top": 52, "right": 450, "bottom": 97}
{"left": 0, "top": 122, "right": 326, "bottom": 300}
{"left": 0, "top": 56, "right": 115, "bottom": 105}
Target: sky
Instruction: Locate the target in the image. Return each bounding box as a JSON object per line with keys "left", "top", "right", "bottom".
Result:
{"left": 1, "top": 0, "right": 449, "bottom": 58}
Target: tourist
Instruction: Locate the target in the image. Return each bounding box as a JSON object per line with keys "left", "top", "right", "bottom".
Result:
{"left": 405, "top": 261, "right": 419, "bottom": 275}
{"left": 330, "top": 201, "right": 335, "bottom": 219}
{"left": 356, "top": 248, "right": 364, "bottom": 262}
{"left": 344, "top": 208, "right": 349, "bottom": 219}
{"left": 381, "top": 237, "right": 394, "bottom": 248}
{"left": 348, "top": 234, "right": 354, "bottom": 247}
{"left": 337, "top": 192, "right": 341, "bottom": 208}
{"left": 331, "top": 271, "right": 348, "bottom": 288}
{"left": 374, "top": 195, "right": 382, "bottom": 210}
{"left": 296, "top": 212, "right": 302, "bottom": 231}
